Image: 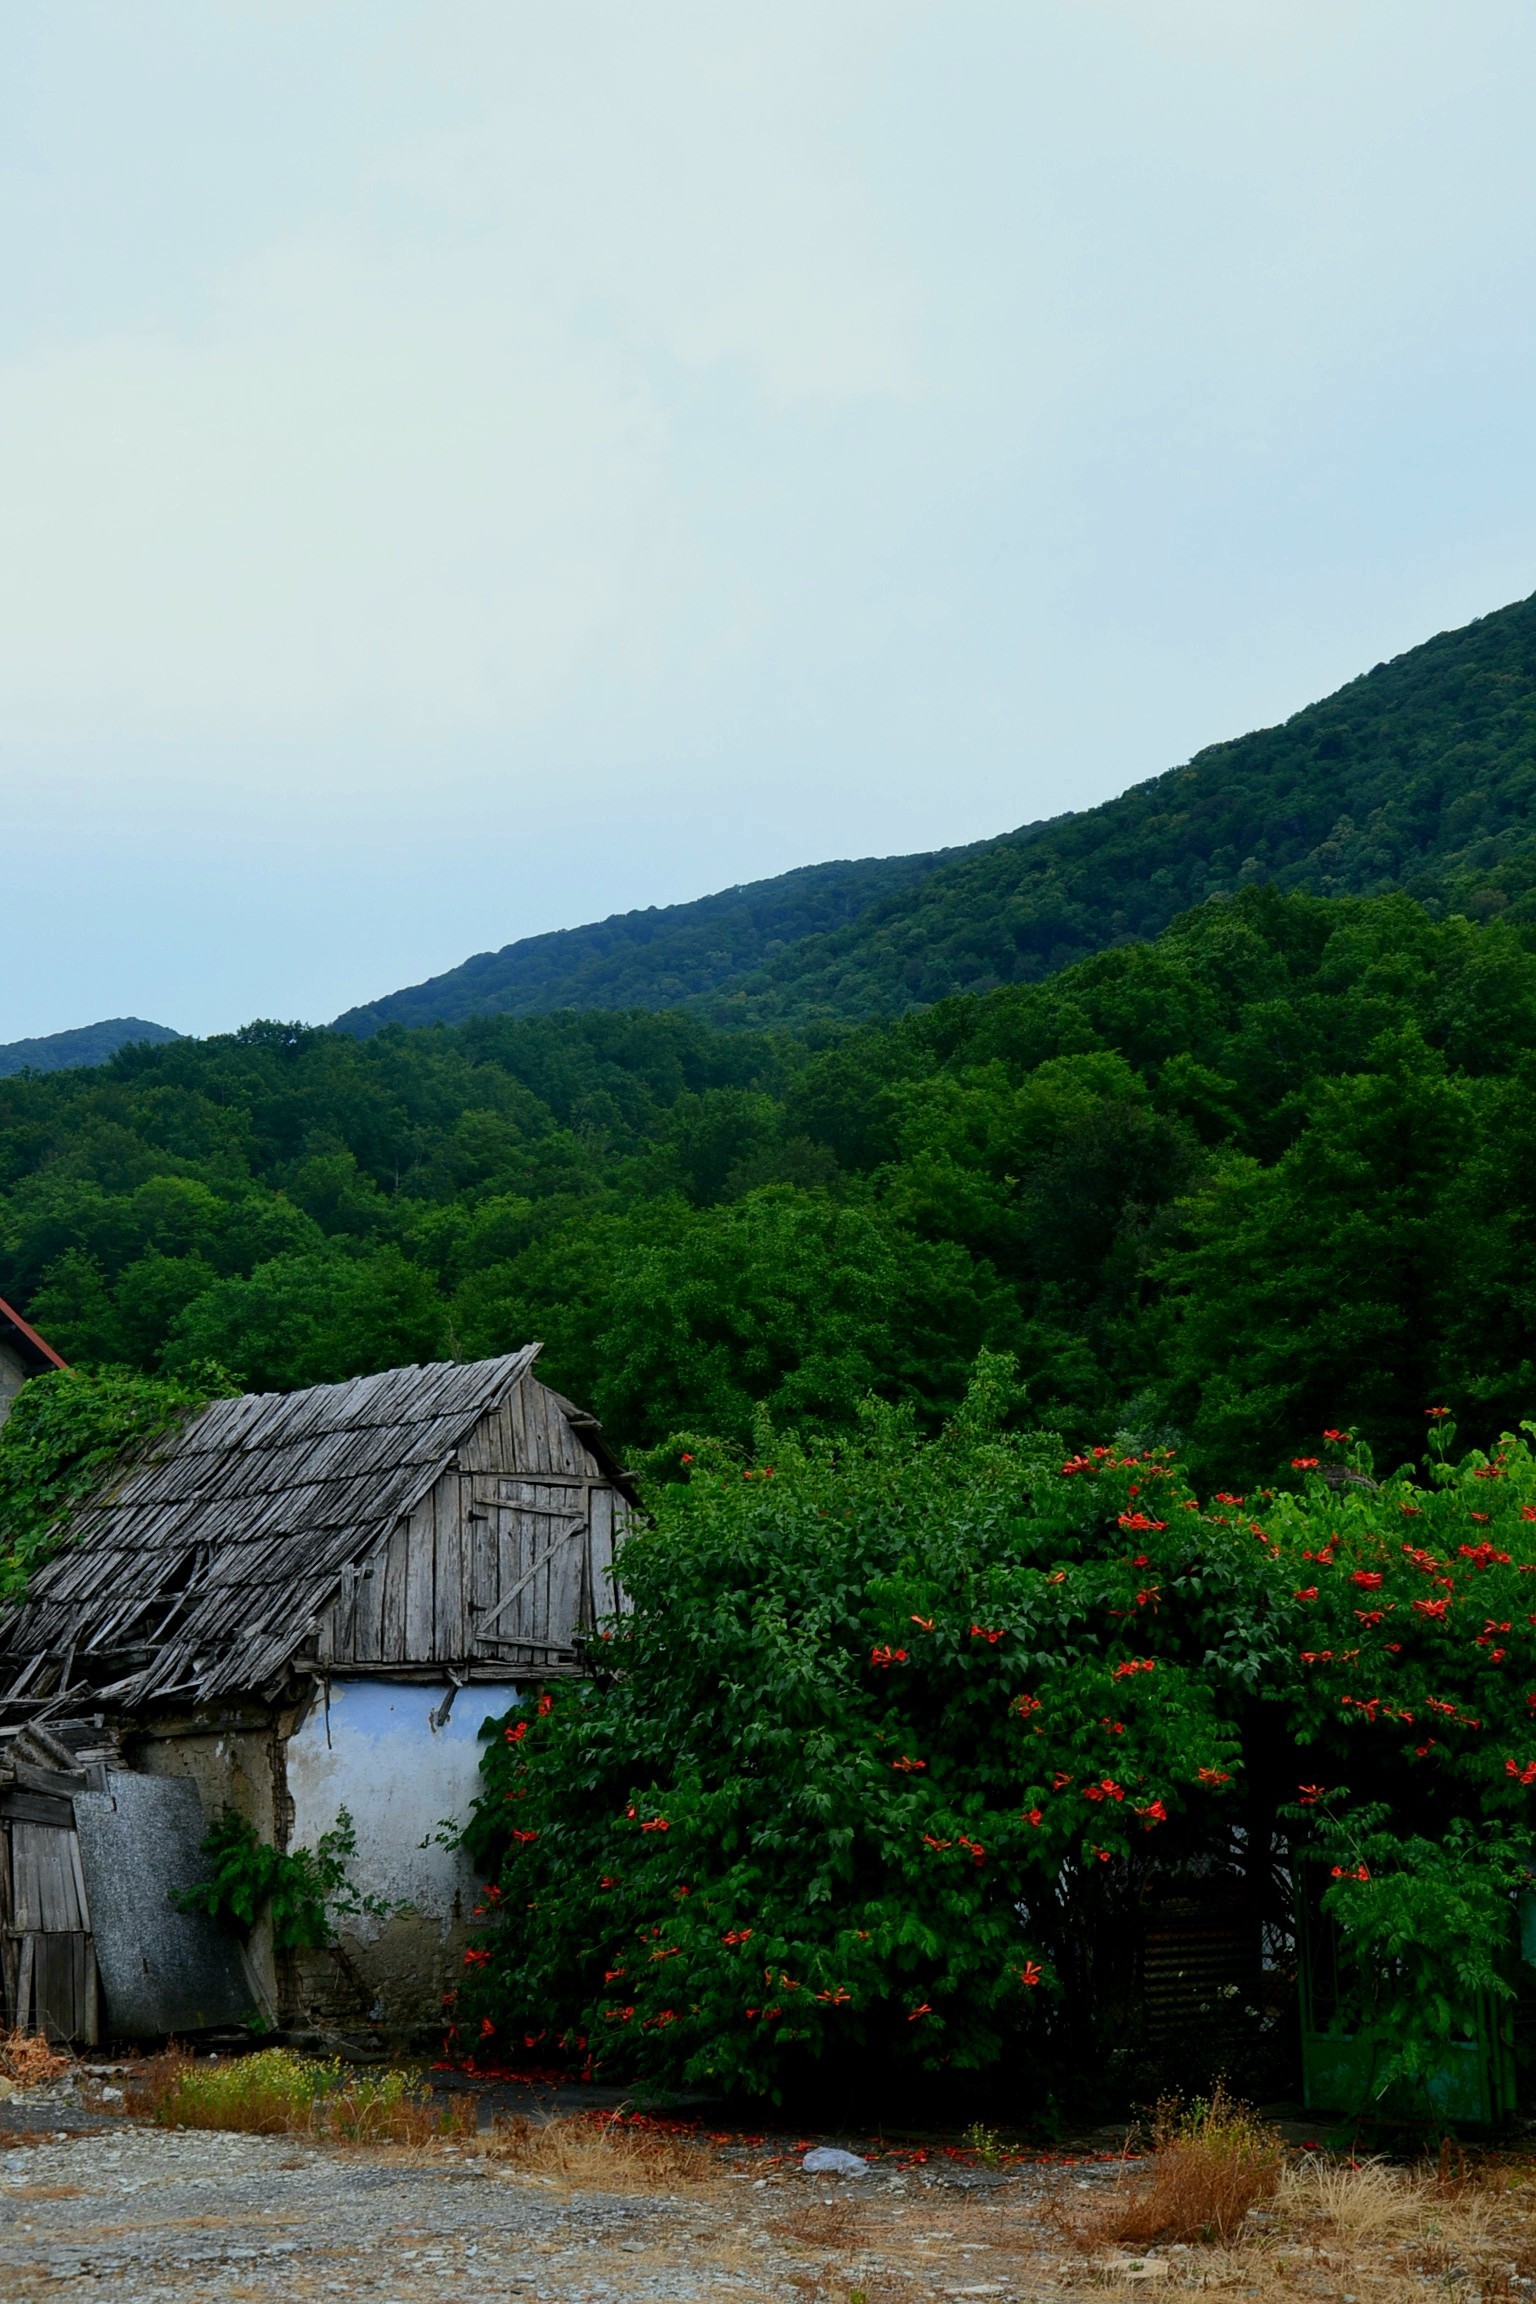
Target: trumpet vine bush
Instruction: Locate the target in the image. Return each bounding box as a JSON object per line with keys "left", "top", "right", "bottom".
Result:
{"left": 459, "top": 1364, "right": 1536, "bottom": 2103}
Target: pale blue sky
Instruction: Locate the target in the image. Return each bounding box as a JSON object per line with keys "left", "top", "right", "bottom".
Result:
{"left": 4, "top": 1, "right": 1536, "bottom": 1039}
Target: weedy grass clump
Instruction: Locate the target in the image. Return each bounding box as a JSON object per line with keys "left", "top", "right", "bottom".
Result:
{"left": 130, "top": 2048, "right": 330, "bottom": 2134}
{"left": 962, "top": 2120, "right": 1004, "bottom": 2169}
{"left": 324, "top": 2066, "right": 479, "bottom": 2146}
{"left": 130, "top": 2049, "right": 477, "bottom": 2146}
{"left": 1056, "top": 2084, "right": 1282, "bottom": 2251}
{"left": 0, "top": 2027, "right": 72, "bottom": 2088}
{"left": 488, "top": 2110, "right": 714, "bottom": 2191}
{"left": 1283, "top": 2153, "right": 1422, "bottom": 2247}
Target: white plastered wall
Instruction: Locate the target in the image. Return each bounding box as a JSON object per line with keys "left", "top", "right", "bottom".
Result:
{"left": 284, "top": 1678, "right": 522, "bottom": 2022}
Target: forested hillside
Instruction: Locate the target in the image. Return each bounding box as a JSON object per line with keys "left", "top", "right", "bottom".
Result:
{"left": 8, "top": 885, "right": 1536, "bottom": 1484}
{"left": 333, "top": 849, "right": 968, "bottom": 1035}
{"left": 0, "top": 1018, "right": 180, "bottom": 1079}
{"left": 339, "top": 588, "right": 1536, "bottom": 1033}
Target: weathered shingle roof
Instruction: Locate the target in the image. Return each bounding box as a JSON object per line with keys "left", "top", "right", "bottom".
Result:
{"left": 0, "top": 1348, "right": 543, "bottom": 1712}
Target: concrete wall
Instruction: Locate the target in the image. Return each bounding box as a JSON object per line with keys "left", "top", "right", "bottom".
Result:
{"left": 124, "top": 1712, "right": 293, "bottom": 2020}
{"left": 284, "top": 1678, "right": 522, "bottom": 2030}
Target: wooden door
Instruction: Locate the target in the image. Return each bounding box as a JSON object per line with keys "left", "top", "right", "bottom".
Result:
{"left": 464, "top": 1474, "right": 626, "bottom": 1665}
{"left": 1, "top": 1813, "right": 97, "bottom": 2044}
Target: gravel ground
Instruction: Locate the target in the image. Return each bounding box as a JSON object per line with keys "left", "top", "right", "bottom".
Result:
{"left": 4, "top": 2072, "right": 1528, "bottom": 2304}
{"left": 0, "top": 2110, "right": 1128, "bottom": 2304}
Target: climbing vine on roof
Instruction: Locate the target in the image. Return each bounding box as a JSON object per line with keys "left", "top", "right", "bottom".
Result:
{"left": 0, "top": 1363, "right": 232, "bottom": 1602}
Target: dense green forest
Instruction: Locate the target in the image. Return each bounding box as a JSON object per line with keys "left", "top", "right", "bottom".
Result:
{"left": 8, "top": 883, "right": 1536, "bottom": 1483}
{"left": 339, "top": 589, "right": 1536, "bottom": 1035}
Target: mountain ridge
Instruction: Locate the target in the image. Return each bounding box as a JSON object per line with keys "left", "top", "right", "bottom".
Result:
{"left": 332, "top": 847, "right": 979, "bottom": 1035}
{"left": 322, "top": 583, "right": 1536, "bottom": 1033}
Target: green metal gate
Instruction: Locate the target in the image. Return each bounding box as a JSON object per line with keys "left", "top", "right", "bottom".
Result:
{"left": 1296, "top": 1863, "right": 1518, "bottom": 2127}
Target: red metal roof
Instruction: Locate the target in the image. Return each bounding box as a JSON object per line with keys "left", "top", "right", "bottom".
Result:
{"left": 0, "top": 1296, "right": 68, "bottom": 1374}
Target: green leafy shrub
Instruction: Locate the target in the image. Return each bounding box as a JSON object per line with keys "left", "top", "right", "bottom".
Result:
{"left": 1249, "top": 1412, "right": 1536, "bottom": 2099}
{"left": 1304, "top": 1813, "right": 1524, "bottom": 2098}
{"left": 458, "top": 1376, "right": 1536, "bottom": 2104}
{"left": 174, "top": 1807, "right": 383, "bottom": 1951}
{"left": 458, "top": 1359, "right": 1280, "bottom": 2097}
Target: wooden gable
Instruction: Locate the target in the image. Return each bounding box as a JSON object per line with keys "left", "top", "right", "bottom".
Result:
{"left": 318, "top": 1371, "right": 631, "bottom": 1675}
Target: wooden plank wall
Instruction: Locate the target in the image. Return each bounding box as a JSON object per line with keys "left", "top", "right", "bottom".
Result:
{"left": 1, "top": 1819, "right": 97, "bottom": 2043}
{"left": 319, "top": 1375, "right": 628, "bottom": 1669}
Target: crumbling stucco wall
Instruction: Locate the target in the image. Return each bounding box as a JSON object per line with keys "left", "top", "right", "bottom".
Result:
{"left": 284, "top": 1678, "right": 522, "bottom": 2030}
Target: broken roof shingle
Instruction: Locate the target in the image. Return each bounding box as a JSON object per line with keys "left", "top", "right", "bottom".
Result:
{"left": 0, "top": 1346, "right": 547, "bottom": 1711}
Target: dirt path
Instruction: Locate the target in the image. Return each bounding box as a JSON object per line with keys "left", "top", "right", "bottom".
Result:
{"left": 0, "top": 2121, "right": 1097, "bottom": 2304}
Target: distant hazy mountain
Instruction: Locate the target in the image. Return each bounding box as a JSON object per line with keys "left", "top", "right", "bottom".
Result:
{"left": 337, "top": 587, "right": 1536, "bottom": 1035}
{"left": 0, "top": 1018, "right": 182, "bottom": 1078}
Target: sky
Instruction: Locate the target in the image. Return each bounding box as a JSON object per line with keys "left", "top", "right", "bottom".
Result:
{"left": 4, "top": 0, "right": 1536, "bottom": 1041}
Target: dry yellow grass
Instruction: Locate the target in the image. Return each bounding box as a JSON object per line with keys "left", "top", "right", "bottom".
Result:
{"left": 636, "top": 2127, "right": 1536, "bottom": 2304}
{"left": 39, "top": 2036, "right": 1536, "bottom": 2304}
{"left": 1035, "top": 2148, "right": 1536, "bottom": 2304}
{"left": 15, "top": 2104, "right": 1536, "bottom": 2304}
{"left": 771, "top": 2197, "right": 870, "bottom": 2253}
{"left": 1282, "top": 2152, "right": 1423, "bottom": 2245}
{"left": 1050, "top": 2086, "right": 1283, "bottom": 2251}
{"left": 486, "top": 2111, "right": 715, "bottom": 2192}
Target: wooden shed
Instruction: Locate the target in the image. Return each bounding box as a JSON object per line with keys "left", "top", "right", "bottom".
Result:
{"left": 0, "top": 1346, "right": 634, "bottom": 2042}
